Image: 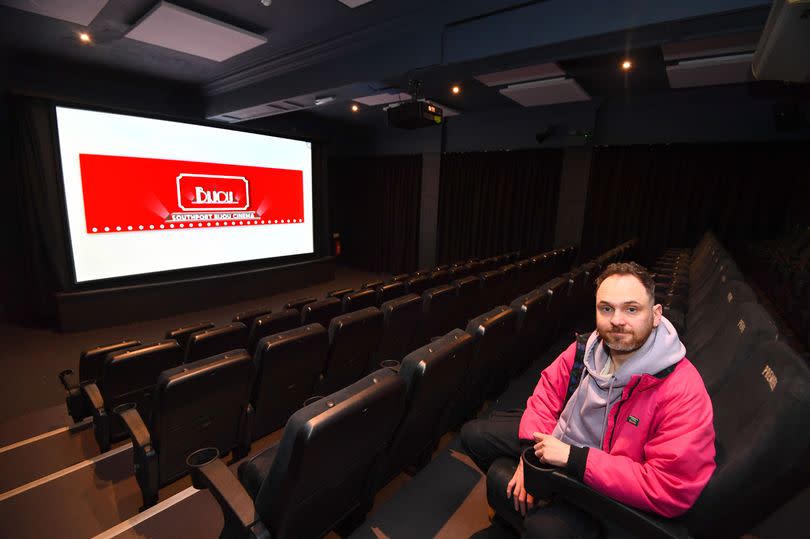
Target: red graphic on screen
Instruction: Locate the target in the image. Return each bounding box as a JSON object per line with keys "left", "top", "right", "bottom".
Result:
{"left": 79, "top": 154, "right": 304, "bottom": 233}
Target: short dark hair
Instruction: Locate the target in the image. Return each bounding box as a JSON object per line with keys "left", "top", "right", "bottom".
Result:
{"left": 595, "top": 262, "right": 656, "bottom": 303}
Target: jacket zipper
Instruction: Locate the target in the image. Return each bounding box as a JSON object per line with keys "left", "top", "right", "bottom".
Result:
{"left": 607, "top": 377, "right": 642, "bottom": 451}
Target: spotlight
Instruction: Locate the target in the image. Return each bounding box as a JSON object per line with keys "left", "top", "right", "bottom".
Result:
{"left": 351, "top": 104, "right": 359, "bottom": 112}
{"left": 79, "top": 32, "right": 92, "bottom": 44}
{"left": 451, "top": 84, "right": 461, "bottom": 95}
{"left": 621, "top": 60, "right": 632, "bottom": 71}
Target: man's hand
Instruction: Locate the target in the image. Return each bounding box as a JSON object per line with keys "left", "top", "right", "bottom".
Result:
{"left": 533, "top": 432, "right": 571, "bottom": 467}
{"left": 506, "top": 457, "right": 534, "bottom": 516}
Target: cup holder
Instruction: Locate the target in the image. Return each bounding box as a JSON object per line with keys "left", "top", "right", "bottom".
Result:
{"left": 186, "top": 447, "right": 221, "bottom": 490}
{"left": 112, "top": 402, "right": 137, "bottom": 415}
{"left": 521, "top": 448, "right": 557, "bottom": 502}
{"left": 303, "top": 395, "right": 324, "bottom": 407}
{"left": 380, "top": 359, "right": 401, "bottom": 371}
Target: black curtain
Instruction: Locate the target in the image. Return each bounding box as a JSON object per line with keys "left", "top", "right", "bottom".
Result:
{"left": 6, "top": 97, "right": 72, "bottom": 325}
{"left": 580, "top": 143, "right": 810, "bottom": 263}
{"left": 436, "top": 149, "right": 563, "bottom": 264}
{"left": 329, "top": 155, "right": 421, "bottom": 274}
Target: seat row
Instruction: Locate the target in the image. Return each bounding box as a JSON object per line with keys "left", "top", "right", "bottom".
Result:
{"left": 487, "top": 232, "right": 810, "bottom": 539}
{"left": 56, "top": 247, "right": 578, "bottom": 454}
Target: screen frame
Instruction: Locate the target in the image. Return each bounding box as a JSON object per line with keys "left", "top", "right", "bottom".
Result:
{"left": 50, "top": 101, "right": 325, "bottom": 290}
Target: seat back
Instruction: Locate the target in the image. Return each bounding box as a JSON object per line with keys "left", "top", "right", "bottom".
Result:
{"left": 499, "top": 264, "right": 518, "bottom": 304}
{"left": 321, "top": 307, "right": 384, "bottom": 393}
{"left": 165, "top": 322, "right": 214, "bottom": 352}
{"left": 185, "top": 322, "right": 249, "bottom": 363}
{"left": 255, "top": 369, "right": 407, "bottom": 539}
{"left": 376, "top": 281, "right": 408, "bottom": 305}
{"left": 686, "top": 340, "right": 810, "bottom": 538}
{"left": 465, "top": 306, "right": 518, "bottom": 400}
{"left": 248, "top": 310, "right": 301, "bottom": 354}
{"left": 691, "top": 302, "right": 779, "bottom": 394}
{"left": 362, "top": 280, "right": 384, "bottom": 290}
{"left": 427, "top": 269, "right": 451, "bottom": 288}
{"left": 453, "top": 275, "right": 482, "bottom": 330}
{"left": 300, "top": 297, "right": 343, "bottom": 328}
{"left": 101, "top": 341, "right": 184, "bottom": 437}
{"left": 78, "top": 339, "right": 142, "bottom": 385}
{"left": 433, "top": 329, "right": 477, "bottom": 433}
{"left": 686, "top": 279, "right": 757, "bottom": 334}
{"left": 327, "top": 287, "right": 354, "bottom": 299}
{"left": 374, "top": 294, "right": 422, "bottom": 366}
{"left": 389, "top": 273, "right": 409, "bottom": 283}
{"left": 477, "top": 270, "right": 504, "bottom": 315}
{"left": 284, "top": 297, "right": 317, "bottom": 312}
{"left": 232, "top": 306, "right": 272, "bottom": 331}
{"left": 510, "top": 289, "right": 553, "bottom": 375}
{"left": 541, "top": 277, "right": 569, "bottom": 339}
{"left": 251, "top": 324, "right": 329, "bottom": 439}
{"left": 153, "top": 349, "right": 254, "bottom": 485}
{"left": 342, "top": 288, "right": 377, "bottom": 313}
{"left": 380, "top": 335, "right": 469, "bottom": 485}
{"left": 406, "top": 275, "right": 431, "bottom": 296}
{"left": 413, "top": 285, "right": 457, "bottom": 348}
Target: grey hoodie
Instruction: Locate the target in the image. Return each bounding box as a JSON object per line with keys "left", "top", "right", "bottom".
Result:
{"left": 551, "top": 316, "right": 685, "bottom": 449}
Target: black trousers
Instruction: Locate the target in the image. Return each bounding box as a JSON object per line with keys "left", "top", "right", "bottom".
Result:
{"left": 460, "top": 411, "right": 601, "bottom": 539}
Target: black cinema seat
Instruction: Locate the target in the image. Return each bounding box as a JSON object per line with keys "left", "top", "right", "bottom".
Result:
{"left": 284, "top": 297, "right": 317, "bottom": 311}
{"left": 499, "top": 264, "right": 518, "bottom": 304}
{"left": 540, "top": 276, "right": 569, "bottom": 339}
{"left": 509, "top": 289, "right": 554, "bottom": 375}
{"left": 374, "top": 294, "right": 422, "bottom": 368}
{"left": 465, "top": 306, "right": 518, "bottom": 400}
{"left": 327, "top": 287, "right": 354, "bottom": 299}
{"left": 690, "top": 302, "right": 778, "bottom": 394}
{"left": 390, "top": 273, "right": 409, "bottom": 283}
{"left": 59, "top": 339, "right": 141, "bottom": 423}
{"left": 185, "top": 322, "right": 249, "bottom": 364}
{"left": 300, "top": 297, "right": 342, "bottom": 327}
{"left": 406, "top": 274, "right": 432, "bottom": 296}
{"left": 165, "top": 321, "right": 214, "bottom": 351}
{"left": 192, "top": 369, "right": 407, "bottom": 539}
{"left": 434, "top": 329, "right": 477, "bottom": 433}
{"left": 342, "top": 288, "right": 377, "bottom": 313}
{"left": 413, "top": 284, "right": 457, "bottom": 348}
{"left": 477, "top": 270, "right": 504, "bottom": 315}
{"left": 487, "top": 339, "right": 810, "bottom": 539}
{"left": 427, "top": 269, "right": 451, "bottom": 288}
{"left": 89, "top": 340, "right": 184, "bottom": 452}
{"left": 376, "top": 281, "right": 408, "bottom": 305}
{"left": 117, "top": 349, "right": 255, "bottom": 509}
{"left": 453, "top": 275, "right": 482, "bottom": 330}
{"left": 377, "top": 332, "right": 469, "bottom": 487}
{"left": 232, "top": 306, "right": 272, "bottom": 332}
{"left": 250, "top": 324, "right": 328, "bottom": 440}
{"left": 247, "top": 309, "right": 301, "bottom": 354}
{"left": 362, "top": 279, "right": 384, "bottom": 289}
{"left": 320, "top": 307, "right": 384, "bottom": 394}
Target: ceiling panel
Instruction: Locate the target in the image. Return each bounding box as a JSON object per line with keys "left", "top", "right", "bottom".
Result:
{"left": 125, "top": 2, "right": 267, "bottom": 62}
{"left": 0, "top": 0, "right": 107, "bottom": 26}
{"left": 667, "top": 53, "right": 754, "bottom": 88}
{"left": 499, "top": 77, "right": 590, "bottom": 107}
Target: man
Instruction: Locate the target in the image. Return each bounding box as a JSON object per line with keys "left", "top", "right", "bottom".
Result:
{"left": 461, "top": 262, "right": 716, "bottom": 538}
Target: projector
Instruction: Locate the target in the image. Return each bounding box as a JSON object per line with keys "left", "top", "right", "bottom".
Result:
{"left": 387, "top": 100, "right": 443, "bottom": 129}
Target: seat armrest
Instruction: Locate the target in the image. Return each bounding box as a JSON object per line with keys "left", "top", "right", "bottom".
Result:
{"left": 117, "top": 405, "right": 153, "bottom": 456}
{"left": 188, "top": 450, "right": 271, "bottom": 539}
{"left": 116, "top": 404, "right": 159, "bottom": 509}
{"left": 522, "top": 449, "right": 689, "bottom": 539}
{"left": 59, "top": 369, "right": 77, "bottom": 391}
{"left": 82, "top": 382, "right": 111, "bottom": 452}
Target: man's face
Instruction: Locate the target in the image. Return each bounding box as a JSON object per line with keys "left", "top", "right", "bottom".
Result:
{"left": 595, "top": 274, "right": 662, "bottom": 353}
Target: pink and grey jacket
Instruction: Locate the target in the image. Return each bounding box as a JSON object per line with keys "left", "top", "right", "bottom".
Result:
{"left": 519, "top": 319, "right": 716, "bottom": 517}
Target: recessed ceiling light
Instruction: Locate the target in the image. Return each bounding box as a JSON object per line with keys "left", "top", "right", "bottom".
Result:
{"left": 621, "top": 60, "right": 633, "bottom": 71}
{"left": 451, "top": 84, "right": 461, "bottom": 95}
{"left": 79, "top": 32, "right": 92, "bottom": 44}
{"left": 351, "top": 104, "right": 359, "bottom": 112}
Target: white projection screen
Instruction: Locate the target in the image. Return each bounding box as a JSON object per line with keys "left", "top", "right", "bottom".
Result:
{"left": 54, "top": 106, "right": 314, "bottom": 283}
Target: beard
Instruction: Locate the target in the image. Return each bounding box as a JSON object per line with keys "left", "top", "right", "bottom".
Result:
{"left": 598, "top": 326, "right": 653, "bottom": 353}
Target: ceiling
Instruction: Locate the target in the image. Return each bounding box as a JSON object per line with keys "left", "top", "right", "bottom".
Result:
{"left": 0, "top": 0, "right": 791, "bottom": 130}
